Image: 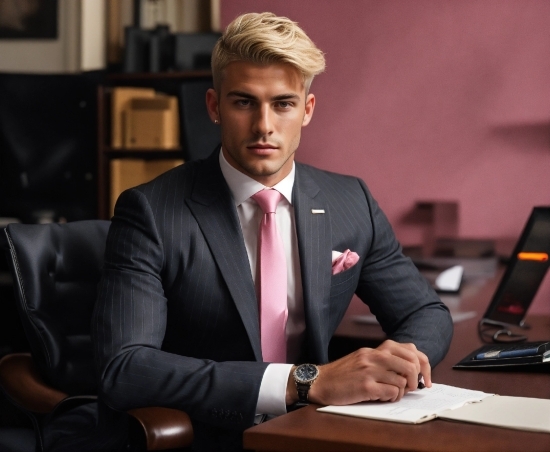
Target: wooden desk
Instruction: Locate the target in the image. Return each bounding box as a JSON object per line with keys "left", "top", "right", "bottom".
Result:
{"left": 244, "top": 273, "right": 550, "bottom": 452}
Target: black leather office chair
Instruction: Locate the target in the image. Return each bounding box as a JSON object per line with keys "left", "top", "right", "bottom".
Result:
{"left": 0, "top": 220, "right": 193, "bottom": 451}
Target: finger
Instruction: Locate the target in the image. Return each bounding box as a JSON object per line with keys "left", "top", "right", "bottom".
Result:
{"left": 386, "top": 353, "right": 419, "bottom": 390}
{"left": 416, "top": 351, "right": 432, "bottom": 387}
{"left": 357, "top": 366, "right": 408, "bottom": 402}
{"left": 373, "top": 353, "right": 418, "bottom": 391}
{"left": 378, "top": 342, "right": 426, "bottom": 390}
{"left": 368, "top": 382, "right": 401, "bottom": 403}
{"left": 404, "top": 364, "right": 420, "bottom": 391}
{"left": 376, "top": 369, "right": 408, "bottom": 390}
{"left": 393, "top": 381, "right": 406, "bottom": 402}
{"left": 379, "top": 341, "right": 421, "bottom": 371}
{"left": 403, "top": 346, "right": 431, "bottom": 388}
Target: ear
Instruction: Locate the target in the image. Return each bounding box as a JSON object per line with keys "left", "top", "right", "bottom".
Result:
{"left": 302, "top": 93, "right": 316, "bottom": 127}
{"left": 205, "top": 88, "right": 220, "bottom": 123}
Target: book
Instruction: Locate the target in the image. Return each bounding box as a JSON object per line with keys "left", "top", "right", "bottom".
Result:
{"left": 317, "top": 383, "right": 550, "bottom": 434}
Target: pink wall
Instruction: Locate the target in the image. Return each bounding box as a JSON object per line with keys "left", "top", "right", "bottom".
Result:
{"left": 221, "top": 1, "right": 550, "bottom": 314}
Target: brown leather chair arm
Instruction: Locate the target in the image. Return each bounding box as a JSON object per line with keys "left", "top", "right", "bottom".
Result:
{"left": 127, "top": 406, "right": 194, "bottom": 451}
{"left": 0, "top": 353, "right": 67, "bottom": 414}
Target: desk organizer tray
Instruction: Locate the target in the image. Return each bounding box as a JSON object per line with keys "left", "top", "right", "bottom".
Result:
{"left": 454, "top": 341, "right": 550, "bottom": 369}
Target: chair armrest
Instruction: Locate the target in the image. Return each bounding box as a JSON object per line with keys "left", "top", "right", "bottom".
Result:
{"left": 0, "top": 353, "right": 67, "bottom": 414}
{"left": 0, "top": 354, "right": 194, "bottom": 450}
{"left": 127, "top": 406, "right": 194, "bottom": 451}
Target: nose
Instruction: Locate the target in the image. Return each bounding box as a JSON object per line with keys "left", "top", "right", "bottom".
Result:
{"left": 253, "top": 104, "right": 274, "bottom": 137}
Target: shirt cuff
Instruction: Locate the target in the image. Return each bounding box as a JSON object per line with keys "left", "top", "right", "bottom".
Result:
{"left": 256, "top": 363, "right": 294, "bottom": 416}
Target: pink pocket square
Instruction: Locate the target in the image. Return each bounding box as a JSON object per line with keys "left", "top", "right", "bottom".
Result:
{"left": 331, "top": 249, "right": 360, "bottom": 275}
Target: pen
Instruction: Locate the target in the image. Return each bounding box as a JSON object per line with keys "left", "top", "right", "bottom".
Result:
{"left": 475, "top": 346, "right": 541, "bottom": 360}
{"left": 417, "top": 374, "right": 425, "bottom": 389}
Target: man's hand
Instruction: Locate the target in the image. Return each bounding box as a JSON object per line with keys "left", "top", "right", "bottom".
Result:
{"left": 286, "top": 340, "right": 431, "bottom": 406}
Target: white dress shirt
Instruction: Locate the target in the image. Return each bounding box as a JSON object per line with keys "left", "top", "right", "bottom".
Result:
{"left": 219, "top": 150, "right": 305, "bottom": 416}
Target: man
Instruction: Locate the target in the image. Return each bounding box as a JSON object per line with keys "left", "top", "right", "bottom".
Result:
{"left": 93, "top": 12, "right": 453, "bottom": 451}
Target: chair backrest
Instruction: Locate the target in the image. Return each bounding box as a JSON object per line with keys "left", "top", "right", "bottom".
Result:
{"left": 4, "top": 220, "right": 110, "bottom": 396}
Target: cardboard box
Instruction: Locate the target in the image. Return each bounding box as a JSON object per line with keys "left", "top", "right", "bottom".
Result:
{"left": 111, "top": 87, "right": 155, "bottom": 148}
{"left": 109, "top": 158, "right": 184, "bottom": 216}
{"left": 124, "top": 95, "right": 180, "bottom": 149}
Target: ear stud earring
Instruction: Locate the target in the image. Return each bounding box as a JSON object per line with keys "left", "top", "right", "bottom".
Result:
{"left": 214, "top": 119, "right": 219, "bottom": 124}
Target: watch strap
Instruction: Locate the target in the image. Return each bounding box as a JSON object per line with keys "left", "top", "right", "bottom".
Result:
{"left": 296, "top": 381, "right": 311, "bottom": 404}
{"left": 293, "top": 363, "right": 319, "bottom": 406}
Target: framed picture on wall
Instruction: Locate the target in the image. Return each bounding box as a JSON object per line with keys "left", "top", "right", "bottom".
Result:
{"left": 0, "top": 0, "right": 58, "bottom": 39}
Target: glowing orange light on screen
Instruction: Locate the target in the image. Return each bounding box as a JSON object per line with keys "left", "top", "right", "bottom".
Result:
{"left": 517, "top": 252, "right": 549, "bottom": 262}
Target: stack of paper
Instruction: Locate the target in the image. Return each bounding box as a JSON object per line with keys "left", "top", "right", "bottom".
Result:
{"left": 318, "top": 383, "right": 550, "bottom": 433}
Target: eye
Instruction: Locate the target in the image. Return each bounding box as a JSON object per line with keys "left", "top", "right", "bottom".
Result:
{"left": 235, "top": 99, "right": 252, "bottom": 107}
{"left": 276, "top": 101, "right": 293, "bottom": 109}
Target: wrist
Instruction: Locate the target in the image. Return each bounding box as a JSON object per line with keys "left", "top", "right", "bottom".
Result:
{"left": 305, "top": 364, "right": 329, "bottom": 405}
{"left": 292, "top": 363, "right": 320, "bottom": 405}
{"left": 286, "top": 366, "right": 298, "bottom": 405}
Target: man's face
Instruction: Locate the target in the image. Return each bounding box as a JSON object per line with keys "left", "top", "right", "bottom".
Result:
{"left": 206, "top": 61, "right": 315, "bottom": 187}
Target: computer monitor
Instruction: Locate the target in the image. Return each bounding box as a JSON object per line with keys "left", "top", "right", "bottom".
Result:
{"left": 481, "top": 207, "right": 550, "bottom": 328}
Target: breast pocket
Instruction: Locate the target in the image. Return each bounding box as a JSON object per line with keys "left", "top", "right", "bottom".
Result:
{"left": 330, "top": 266, "right": 360, "bottom": 298}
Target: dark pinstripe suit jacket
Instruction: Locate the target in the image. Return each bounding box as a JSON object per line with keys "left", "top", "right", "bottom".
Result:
{"left": 92, "top": 149, "right": 452, "bottom": 445}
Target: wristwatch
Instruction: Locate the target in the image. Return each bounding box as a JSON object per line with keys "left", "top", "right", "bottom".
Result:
{"left": 293, "top": 363, "right": 319, "bottom": 404}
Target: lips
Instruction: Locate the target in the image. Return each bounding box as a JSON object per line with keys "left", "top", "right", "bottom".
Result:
{"left": 247, "top": 144, "right": 279, "bottom": 155}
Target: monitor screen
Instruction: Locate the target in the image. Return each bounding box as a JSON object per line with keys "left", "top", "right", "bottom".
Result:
{"left": 482, "top": 207, "right": 550, "bottom": 326}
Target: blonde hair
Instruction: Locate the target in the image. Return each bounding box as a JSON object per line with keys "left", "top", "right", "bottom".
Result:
{"left": 211, "top": 12, "right": 326, "bottom": 91}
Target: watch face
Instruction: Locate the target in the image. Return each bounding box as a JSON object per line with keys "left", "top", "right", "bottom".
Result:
{"left": 294, "top": 364, "right": 319, "bottom": 383}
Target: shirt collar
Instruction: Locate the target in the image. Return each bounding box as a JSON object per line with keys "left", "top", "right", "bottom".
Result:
{"left": 219, "top": 148, "right": 295, "bottom": 206}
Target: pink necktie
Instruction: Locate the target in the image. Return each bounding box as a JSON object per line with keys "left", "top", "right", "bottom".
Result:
{"left": 252, "top": 189, "right": 288, "bottom": 363}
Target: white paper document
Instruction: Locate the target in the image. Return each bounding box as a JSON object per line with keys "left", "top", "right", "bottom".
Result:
{"left": 439, "top": 395, "right": 550, "bottom": 434}
{"left": 318, "top": 384, "right": 493, "bottom": 424}
{"left": 318, "top": 383, "right": 550, "bottom": 433}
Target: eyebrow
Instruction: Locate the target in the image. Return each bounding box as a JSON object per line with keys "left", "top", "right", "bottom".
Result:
{"left": 226, "top": 90, "right": 301, "bottom": 101}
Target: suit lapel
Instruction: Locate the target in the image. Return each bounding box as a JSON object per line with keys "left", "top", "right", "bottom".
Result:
{"left": 293, "top": 165, "right": 333, "bottom": 363}
{"left": 185, "top": 156, "right": 333, "bottom": 363}
{"left": 186, "top": 153, "right": 262, "bottom": 361}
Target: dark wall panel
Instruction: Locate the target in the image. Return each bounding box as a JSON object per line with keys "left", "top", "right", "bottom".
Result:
{"left": 0, "top": 71, "right": 104, "bottom": 223}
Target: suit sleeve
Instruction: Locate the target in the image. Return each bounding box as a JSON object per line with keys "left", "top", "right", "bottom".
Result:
{"left": 354, "top": 180, "right": 453, "bottom": 366}
{"left": 92, "top": 188, "right": 268, "bottom": 431}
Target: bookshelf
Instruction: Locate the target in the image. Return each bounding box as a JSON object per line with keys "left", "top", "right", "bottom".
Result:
{"left": 97, "top": 70, "right": 217, "bottom": 219}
